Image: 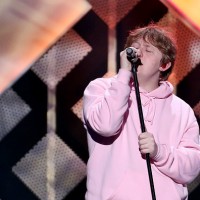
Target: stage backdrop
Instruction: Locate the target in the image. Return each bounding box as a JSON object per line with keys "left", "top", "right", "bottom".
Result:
{"left": 0, "top": 0, "right": 200, "bottom": 200}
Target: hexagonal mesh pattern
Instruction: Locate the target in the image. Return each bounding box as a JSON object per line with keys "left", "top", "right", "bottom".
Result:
{"left": 89, "top": 0, "right": 140, "bottom": 29}
{"left": 31, "top": 29, "right": 92, "bottom": 89}
{"left": 158, "top": 13, "right": 200, "bottom": 85}
{"left": 12, "top": 132, "right": 86, "bottom": 200}
{"left": 0, "top": 89, "right": 31, "bottom": 141}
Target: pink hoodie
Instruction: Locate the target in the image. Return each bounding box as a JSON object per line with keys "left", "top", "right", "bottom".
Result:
{"left": 83, "top": 69, "right": 200, "bottom": 200}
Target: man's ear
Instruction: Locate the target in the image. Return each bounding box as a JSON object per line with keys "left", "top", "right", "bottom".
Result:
{"left": 159, "top": 62, "right": 171, "bottom": 72}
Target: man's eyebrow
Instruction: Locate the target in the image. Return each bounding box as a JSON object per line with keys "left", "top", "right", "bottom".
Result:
{"left": 144, "top": 43, "right": 155, "bottom": 49}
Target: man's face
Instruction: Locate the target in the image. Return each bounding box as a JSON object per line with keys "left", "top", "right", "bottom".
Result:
{"left": 131, "top": 39, "right": 163, "bottom": 82}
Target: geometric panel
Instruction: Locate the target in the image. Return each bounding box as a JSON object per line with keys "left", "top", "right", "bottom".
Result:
{"left": 0, "top": 89, "right": 31, "bottom": 141}
{"left": 160, "top": 0, "right": 200, "bottom": 36}
{"left": 12, "top": 132, "right": 86, "bottom": 200}
{"left": 71, "top": 98, "right": 83, "bottom": 121}
{"left": 71, "top": 72, "right": 116, "bottom": 121}
{"left": 57, "top": 13, "right": 109, "bottom": 190}
{"left": 157, "top": 13, "right": 200, "bottom": 86}
{"left": 0, "top": 0, "right": 91, "bottom": 94}
{"left": 174, "top": 21, "right": 200, "bottom": 84}
{"left": 31, "top": 30, "right": 92, "bottom": 89}
{"left": 89, "top": 0, "right": 140, "bottom": 29}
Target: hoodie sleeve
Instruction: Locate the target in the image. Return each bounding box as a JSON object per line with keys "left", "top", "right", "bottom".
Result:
{"left": 153, "top": 107, "right": 200, "bottom": 184}
{"left": 83, "top": 69, "right": 132, "bottom": 137}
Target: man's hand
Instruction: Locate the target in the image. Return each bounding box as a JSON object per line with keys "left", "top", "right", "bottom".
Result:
{"left": 138, "top": 132, "right": 158, "bottom": 158}
{"left": 120, "top": 49, "right": 132, "bottom": 71}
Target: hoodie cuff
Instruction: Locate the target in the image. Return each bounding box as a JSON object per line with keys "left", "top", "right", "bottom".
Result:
{"left": 117, "top": 68, "right": 132, "bottom": 85}
{"left": 152, "top": 144, "right": 167, "bottom": 162}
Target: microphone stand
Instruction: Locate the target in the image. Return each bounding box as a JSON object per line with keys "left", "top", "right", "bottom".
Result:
{"left": 128, "top": 55, "right": 156, "bottom": 200}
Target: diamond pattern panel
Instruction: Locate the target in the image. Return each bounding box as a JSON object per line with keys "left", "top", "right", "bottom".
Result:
{"left": 71, "top": 99, "right": 83, "bottom": 121}
{"left": 12, "top": 132, "right": 86, "bottom": 200}
{"left": 89, "top": 0, "right": 140, "bottom": 29}
{"left": 174, "top": 22, "right": 200, "bottom": 84}
{"left": 0, "top": 0, "right": 91, "bottom": 94}
{"left": 31, "top": 30, "right": 92, "bottom": 89}
{"left": 71, "top": 72, "right": 116, "bottom": 121}
{"left": 0, "top": 89, "right": 31, "bottom": 141}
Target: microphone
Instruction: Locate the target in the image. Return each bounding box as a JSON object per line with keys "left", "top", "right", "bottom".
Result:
{"left": 126, "top": 47, "right": 138, "bottom": 63}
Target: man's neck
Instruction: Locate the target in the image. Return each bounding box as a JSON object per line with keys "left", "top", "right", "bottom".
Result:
{"left": 138, "top": 79, "right": 160, "bottom": 92}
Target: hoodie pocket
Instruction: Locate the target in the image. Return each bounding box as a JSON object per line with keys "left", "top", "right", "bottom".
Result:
{"left": 108, "top": 169, "right": 151, "bottom": 200}
{"left": 108, "top": 167, "right": 186, "bottom": 200}
{"left": 152, "top": 165, "right": 187, "bottom": 200}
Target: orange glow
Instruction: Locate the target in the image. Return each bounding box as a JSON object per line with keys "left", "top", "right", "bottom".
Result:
{"left": 161, "top": 0, "right": 200, "bottom": 36}
{"left": 0, "top": 0, "right": 91, "bottom": 94}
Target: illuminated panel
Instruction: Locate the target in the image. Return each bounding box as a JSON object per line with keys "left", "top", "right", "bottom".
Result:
{"left": 0, "top": 0, "right": 91, "bottom": 94}
{"left": 160, "top": 0, "right": 200, "bottom": 36}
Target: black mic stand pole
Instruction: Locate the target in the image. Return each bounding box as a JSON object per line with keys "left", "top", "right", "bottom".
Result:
{"left": 128, "top": 56, "right": 156, "bottom": 200}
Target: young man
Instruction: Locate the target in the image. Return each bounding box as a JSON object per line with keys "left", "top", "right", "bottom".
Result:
{"left": 83, "top": 24, "right": 200, "bottom": 200}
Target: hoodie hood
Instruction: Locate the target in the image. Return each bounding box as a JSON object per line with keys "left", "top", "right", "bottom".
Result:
{"left": 131, "top": 81, "right": 173, "bottom": 124}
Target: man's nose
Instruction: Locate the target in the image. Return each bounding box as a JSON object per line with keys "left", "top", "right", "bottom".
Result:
{"left": 136, "top": 49, "right": 142, "bottom": 58}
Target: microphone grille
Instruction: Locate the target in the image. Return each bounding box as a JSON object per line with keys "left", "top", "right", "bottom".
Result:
{"left": 126, "top": 47, "right": 133, "bottom": 55}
